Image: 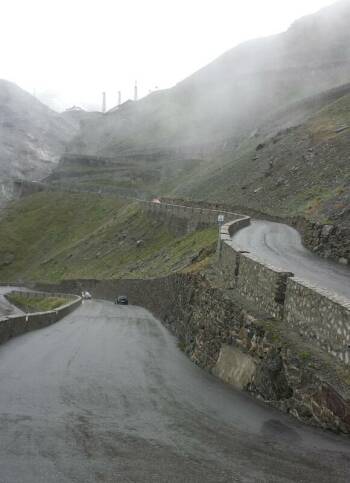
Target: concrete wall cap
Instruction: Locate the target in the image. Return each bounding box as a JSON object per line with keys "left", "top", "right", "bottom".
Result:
{"left": 288, "top": 277, "right": 350, "bottom": 307}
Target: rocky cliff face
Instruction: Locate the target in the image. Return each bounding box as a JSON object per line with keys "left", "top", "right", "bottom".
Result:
{"left": 0, "top": 80, "right": 76, "bottom": 192}
{"left": 294, "top": 217, "right": 350, "bottom": 263}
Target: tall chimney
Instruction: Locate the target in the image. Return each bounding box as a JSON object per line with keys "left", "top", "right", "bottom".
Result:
{"left": 118, "top": 90, "right": 121, "bottom": 106}
{"left": 102, "top": 91, "right": 106, "bottom": 113}
{"left": 134, "top": 81, "right": 138, "bottom": 101}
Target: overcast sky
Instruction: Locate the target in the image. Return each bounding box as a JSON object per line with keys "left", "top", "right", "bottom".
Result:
{"left": 0, "top": 0, "right": 337, "bottom": 111}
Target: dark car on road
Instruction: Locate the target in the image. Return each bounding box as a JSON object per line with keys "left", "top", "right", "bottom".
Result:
{"left": 115, "top": 295, "right": 128, "bottom": 305}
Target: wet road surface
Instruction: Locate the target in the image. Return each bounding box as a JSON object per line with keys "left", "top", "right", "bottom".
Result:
{"left": 0, "top": 286, "right": 24, "bottom": 318}
{"left": 229, "top": 220, "right": 350, "bottom": 300}
{"left": 0, "top": 300, "right": 349, "bottom": 482}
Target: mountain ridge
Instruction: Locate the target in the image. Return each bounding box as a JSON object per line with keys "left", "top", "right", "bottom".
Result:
{"left": 67, "top": 0, "right": 350, "bottom": 159}
{"left": 0, "top": 79, "right": 77, "bottom": 183}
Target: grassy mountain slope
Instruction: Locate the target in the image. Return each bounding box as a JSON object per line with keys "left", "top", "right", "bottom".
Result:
{"left": 173, "top": 86, "right": 350, "bottom": 226}
{"left": 0, "top": 192, "right": 216, "bottom": 282}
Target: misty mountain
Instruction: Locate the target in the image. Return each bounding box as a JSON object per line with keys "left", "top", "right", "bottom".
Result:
{"left": 61, "top": 106, "right": 103, "bottom": 131}
{"left": 67, "top": 0, "right": 350, "bottom": 158}
{"left": 0, "top": 79, "right": 76, "bottom": 183}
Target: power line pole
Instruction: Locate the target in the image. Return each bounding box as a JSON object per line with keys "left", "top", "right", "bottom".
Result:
{"left": 102, "top": 91, "right": 106, "bottom": 113}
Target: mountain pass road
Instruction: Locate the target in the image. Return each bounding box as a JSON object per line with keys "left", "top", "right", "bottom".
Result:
{"left": 229, "top": 220, "right": 350, "bottom": 300}
{"left": 0, "top": 300, "right": 349, "bottom": 482}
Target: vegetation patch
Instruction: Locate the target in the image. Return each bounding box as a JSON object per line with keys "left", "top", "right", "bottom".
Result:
{"left": 6, "top": 293, "right": 71, "bottom": 313}
{"left": 0, "top": 192, "right": 217, "bottom": 282}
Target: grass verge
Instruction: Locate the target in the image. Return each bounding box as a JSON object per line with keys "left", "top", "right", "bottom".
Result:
{"left": 6, "top": 293, "right": 71, "bottom": 313}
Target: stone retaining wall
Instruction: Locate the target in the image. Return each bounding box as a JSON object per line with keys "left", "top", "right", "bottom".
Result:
{"left": 220, "top": 245, "right": 293, "bottom": 318}
{"left": 218, "top": 218, "right": 350, "bottom": 366}
{"left": 236, "top": 253, "right": 293, "bottom": 319}
{"left": 220, "top": 242, "right": 240, "bottom": 289}
{"left": 284, "top": 278, "right": 350, "bottom": 365}
{"left": 141, "top": 201, "right": 245, "bottom": 234}
{"left": 0, "top": 291, "right": 81, "bottom": 346}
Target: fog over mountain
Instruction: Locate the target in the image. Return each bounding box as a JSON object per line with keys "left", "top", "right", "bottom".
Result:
{"left": 1, "top": 0, "right": 349, "bottom": 223}
{"left": 0, "top": 80, "right": 77, "bottom": 181}
{"left": 0, "top": 79, "right": 82, "bottom": 205}
{"left": 67, "top": 0, "right": 350, "bottom": 157}
{"left": 53, "top": 0, "right": 349, "bottom": 237}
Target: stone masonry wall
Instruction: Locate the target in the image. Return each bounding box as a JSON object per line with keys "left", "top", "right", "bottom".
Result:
{"left": 141, "top": 201, "right": 244, "bottom": 233}
{"left": 236, "top": 253, "right": 294, "bottom": 319}
{"left": 220, "top": 245, "right": 294, "bottom": 319}
{"left": 218, "top": 218, "right": 350, "bottom": 366}
{"left": 0, "top": 291, "right": 81, "bottom": 346}
{"left": 220, "top": 242, "right": 240, "bottom": 289}
{"left": 144, "top": 206, "right": 350, "bottom": 368}
{"left": 218, "top": 217, "right": 251, "bottom": 288}
{"left": 284, "top": 278, "right": 350, "bottom": 365}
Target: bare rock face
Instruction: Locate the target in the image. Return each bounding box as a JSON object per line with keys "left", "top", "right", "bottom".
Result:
{"left": 251, "top": 349, "right": 292, "bottom": 401}
{"left": 0, "top": 79, "right": 77, "bottom": 203}
{"left": 295, "top": 218, "right": 350, "bottom": 263}
{"left": 321, "top": 224, "right": 334, "bottom": 238}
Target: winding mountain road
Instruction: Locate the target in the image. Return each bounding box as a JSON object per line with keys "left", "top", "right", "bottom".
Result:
{"left": 229, "top": 220, "right": 350, "bottom": 300}
{"left": 0, "top": 299, "right": 349, "bottom": 482}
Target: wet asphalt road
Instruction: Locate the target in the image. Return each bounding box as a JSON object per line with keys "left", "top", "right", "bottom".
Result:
{"left": 0, "top": 300, "right": 349, "bottom": 482}
{"left": 229, "top": 220, "right": 350, "bottom": 300}
{"left": 0, "top": 286, "right": 24, "bottom": 318}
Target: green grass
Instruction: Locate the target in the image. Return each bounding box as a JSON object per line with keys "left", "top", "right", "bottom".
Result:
{"left": 0, "top": 192, "right": 217, "bottom": 282}
{"left": 55, "top": 102, "right": 349, "bottom": 226}
{"left": 308, "top": 93, "right": 350, "bottom": 142}
{"left": 6, "top": 293, "right": 71, "bottom": 312}
{"left": 299, "top": 351, "right": 311, "bottom": 361}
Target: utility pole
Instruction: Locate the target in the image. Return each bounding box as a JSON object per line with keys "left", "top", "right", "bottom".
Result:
{"left": 118, "top": 90, "right": 121, "bottom": 106}
{"left": 217, "top": 214, "right": 225, "bottom": 260}
{"left": 134, "top": 81, "right": 138, "bottom": 101}
{"left": 102, "top": 91, "right": 106, "bottom": 113}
